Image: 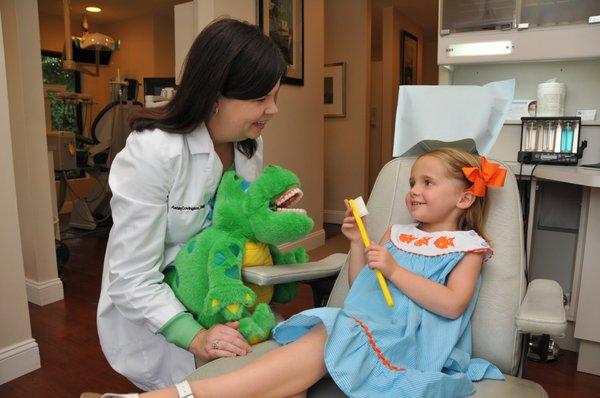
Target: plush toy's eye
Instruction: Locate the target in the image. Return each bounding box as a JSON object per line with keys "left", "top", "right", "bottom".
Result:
{"left": 233, "top": 175, "right": 240, "bottom": 181}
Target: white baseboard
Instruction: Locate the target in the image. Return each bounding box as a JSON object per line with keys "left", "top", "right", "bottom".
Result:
{"left": 323, "top": 210, "right": 344, "bottom": 225}
{"left": 0, "top": 339, "right": 40, "bottom": 384}
{"left": 26, "top": 277, "right": 64, "bottom": 306}
{"left": 278, "top": 228, "right": 325, "bottom": 252}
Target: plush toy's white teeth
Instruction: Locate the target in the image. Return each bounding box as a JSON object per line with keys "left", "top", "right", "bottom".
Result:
{"left": 274, "top": 187, "right": 303, "bottom": 209}
{"left": 276, "top": 208, "right": 307, "bottom": 215}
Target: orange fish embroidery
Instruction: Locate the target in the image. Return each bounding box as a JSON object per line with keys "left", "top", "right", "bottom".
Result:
{"left": 434, "top": 236, "right": 455, "bottom": 249}
{"left": 398, "top": 234, "right": 418, "bottom": 244}
{"left": 413, "top": 236, "right": 431, "bottom": 247}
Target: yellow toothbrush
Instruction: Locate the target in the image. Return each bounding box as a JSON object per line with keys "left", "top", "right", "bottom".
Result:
{"left": 348, "top": 197, "right": 394, "bottom": 307}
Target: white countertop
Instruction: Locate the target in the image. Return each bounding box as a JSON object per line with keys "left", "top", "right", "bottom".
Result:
{"left": 505, "top": 161, "right": 600, "bottom": 187}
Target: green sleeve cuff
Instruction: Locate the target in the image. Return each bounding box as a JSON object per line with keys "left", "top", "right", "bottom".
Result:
{"left": 157, "top": 312, "right": 204, "bottom": 350}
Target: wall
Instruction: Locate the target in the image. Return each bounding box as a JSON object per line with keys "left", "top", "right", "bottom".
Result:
{"left": 369, "top": 4, "right": 437, "bottom": 192}
{"left": 453, "top": 60, "right": 600, "bottom": 118}
{"left": 0, "top": 0, "right": 42, "bottom": 383}
{"left": 422, "top": 36, "right": 438, "bottom": 85}
{"left": 102, "top": 14, "right": 157, "bottom": 104}
{"left": 153, "top": 9, "right": 176, "bottom": 76}
{"left": 174, "top": 2, "right": 195, "bottom": 83}
{"left": 189, "top": 0, "right": 325, "bottom": 247}
{"left": 323, "top": 0, "right": 371, "bottom": 221}
{"left": 380, "top": 7, "right": 424, "bottom": 168}
{"left": 369, "top": 60, "right": 383, "bottom": 192}
{"left": 2, "top": 0, "right": 63, "bottom": 305}
{"left": 266, "top": 1, "right": 325, "bottom": 245}
{"left": 196, "top": 0, "right": 257, "bottom": 27}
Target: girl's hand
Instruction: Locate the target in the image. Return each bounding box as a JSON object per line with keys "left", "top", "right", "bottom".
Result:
{"left": 189, "top": 321, "right": 252, "bottom": 361}
{"left": 365, "top": 244, "right": 397, "bottom": 279}
{"left": 341, "top": 199, "right": 363, "bottom": 244}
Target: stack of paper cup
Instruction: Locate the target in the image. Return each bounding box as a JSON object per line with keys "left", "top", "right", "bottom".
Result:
{"left": 536, "top": 79, "right": 566, "bottom": 116}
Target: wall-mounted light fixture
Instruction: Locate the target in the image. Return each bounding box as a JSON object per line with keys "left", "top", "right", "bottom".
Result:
{"left": 446, "top": 41, "right": 513, "bottom": 57}
{"left": 85, "top": 6, "right": 101, "bottom": 13}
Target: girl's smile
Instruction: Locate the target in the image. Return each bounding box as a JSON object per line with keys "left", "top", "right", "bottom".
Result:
{"left": 405, "top": 155, "right": 470, "bottom": 232}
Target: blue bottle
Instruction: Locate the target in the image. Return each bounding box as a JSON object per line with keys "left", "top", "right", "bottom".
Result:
{"left": 561, "top": 121, "right": 574, "bottom": 153}
{"left": 560, "top": 122, "right": 567, "bottom": 152}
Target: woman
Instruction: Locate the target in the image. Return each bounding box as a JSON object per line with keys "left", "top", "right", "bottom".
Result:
{"left": 97, "top": 18, "right": 286, "bottom": 391}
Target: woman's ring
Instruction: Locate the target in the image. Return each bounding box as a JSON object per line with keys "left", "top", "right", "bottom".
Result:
{"left": 211, "top": 340, "right": 220, "bottom": 350}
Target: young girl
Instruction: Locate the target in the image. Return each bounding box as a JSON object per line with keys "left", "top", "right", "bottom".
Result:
{"left": 102, "top": 148, "right": 507, "bottom": 398}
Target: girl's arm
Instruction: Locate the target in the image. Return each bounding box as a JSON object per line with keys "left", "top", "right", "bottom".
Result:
{"left": 342, "top": 196, "right": 393, "bottom": 286}
{"left": 348, "top": 227, "right": 391, "bottom": 286}
{"left": 366, "top": 246, "right": 483, "bottom": 319}
{"left": 341, "top": 199, "right": 364, "bottom": 286}
{"left": 347, "top": 241, "right": 366, "bottom": 287}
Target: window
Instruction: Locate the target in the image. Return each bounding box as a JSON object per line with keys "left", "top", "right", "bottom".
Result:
{"left": 42, "top": 50, "right": 85, "bottom": 179}
{"left": 41, "top": 50, "right": 82, "bottom": 133}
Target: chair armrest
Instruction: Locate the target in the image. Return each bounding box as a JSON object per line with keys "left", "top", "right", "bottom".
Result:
{"left": 516, "top": 279, "right": 567, "bottom": 336}
{"left": 242, "top": 253, "right": 346, "bottom": 286}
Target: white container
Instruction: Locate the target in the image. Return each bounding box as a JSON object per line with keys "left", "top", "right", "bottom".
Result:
{"left": 537, "top": 81, "right": 566, "bottom": 116}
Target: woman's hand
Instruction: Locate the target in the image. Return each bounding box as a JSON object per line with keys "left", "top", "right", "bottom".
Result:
{"left": 189, "top": 321, "right": 252, "bottom": 361}
{"left": 365, "top": 244, "right": 398, "bottom": 279}
{"left": 341, "top": 199, "right": 363, "bottom": 245}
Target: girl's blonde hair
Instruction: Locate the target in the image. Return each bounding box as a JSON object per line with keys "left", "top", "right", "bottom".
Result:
{"left": 417, "top": 148, "right": 488, "bottom": 239}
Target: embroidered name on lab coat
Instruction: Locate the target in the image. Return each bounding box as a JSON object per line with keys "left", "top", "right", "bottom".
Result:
{"left": 171, "top": 205, "right": 205, "bottom": 211}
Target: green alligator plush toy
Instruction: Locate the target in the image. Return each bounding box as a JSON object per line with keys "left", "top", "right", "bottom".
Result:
{"left": 164, "top": 165, "right": 314, "bottom": 344}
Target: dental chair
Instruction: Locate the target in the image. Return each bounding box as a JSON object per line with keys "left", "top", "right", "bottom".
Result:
{"left": 68, "top": 99, "right": 143, "bottom": 230}
{"left": 188, "top": 156, "right": 567, "bottom": 397}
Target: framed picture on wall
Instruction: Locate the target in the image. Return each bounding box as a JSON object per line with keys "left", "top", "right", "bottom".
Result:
{"left": 401, "top": 30, "right": 418, "bottom": 85}
{"left": 324, "top": 62, "right": 346, "bottom": 118}
{"left": 258, "top": 0, "right": 304, "bottom": 86}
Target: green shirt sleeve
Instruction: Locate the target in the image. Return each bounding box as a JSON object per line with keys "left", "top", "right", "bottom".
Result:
{"left": 157, "top": 312, "right": 204, "bottom": 350}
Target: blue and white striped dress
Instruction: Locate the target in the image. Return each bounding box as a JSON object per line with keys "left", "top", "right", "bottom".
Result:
{"left": 273, "top": 224, "right": 504, "bottom": 397}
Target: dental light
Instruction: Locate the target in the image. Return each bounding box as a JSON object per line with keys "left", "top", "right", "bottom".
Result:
{"left": 80, "top": 32, "right": 115, "bottom": 51}
{"left": 62, "top": 0, "right": 118, "bottom": 76}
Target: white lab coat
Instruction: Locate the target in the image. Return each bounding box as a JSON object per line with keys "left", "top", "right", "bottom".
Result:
{"left": 97, "top": 123, "right": 262, "bottom": 391}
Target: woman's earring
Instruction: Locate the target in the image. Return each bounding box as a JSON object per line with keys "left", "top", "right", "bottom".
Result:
{"left": 214, "top": 107, "right": 219, "bottom": 115}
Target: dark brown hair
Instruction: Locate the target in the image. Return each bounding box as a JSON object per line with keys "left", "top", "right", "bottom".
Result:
{"left": 129, "top": 18, "right": 286, "bottom": 158}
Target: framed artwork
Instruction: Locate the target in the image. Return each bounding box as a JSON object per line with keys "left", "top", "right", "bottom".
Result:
{"left": 400, "top": 30, "right": 418, "bottom": 85}
{"left": 258, "top": 0, "right": 304, "bottom": 86}
{"left": 324, "top": 62, "right": 346, "bottom": 118}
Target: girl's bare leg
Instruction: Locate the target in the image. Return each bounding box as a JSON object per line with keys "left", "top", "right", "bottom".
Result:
{"left": 143, "top": 325, "right": 327, "bottom": 398}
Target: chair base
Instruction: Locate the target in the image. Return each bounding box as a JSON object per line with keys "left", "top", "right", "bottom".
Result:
{"left": 306, "top": 276, "right": 337, "bottom": 307}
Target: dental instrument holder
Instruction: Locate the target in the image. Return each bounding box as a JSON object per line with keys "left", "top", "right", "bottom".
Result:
{"left": 517, "top": 116, "right": 587, "bottom": 165}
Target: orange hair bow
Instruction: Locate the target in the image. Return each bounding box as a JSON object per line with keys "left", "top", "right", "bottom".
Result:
{"left": 462, "top": 157, "right": 507, "bottom": 197}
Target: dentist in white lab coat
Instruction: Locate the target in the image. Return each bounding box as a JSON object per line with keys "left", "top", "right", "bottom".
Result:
{"left": 97, "top": 18, "right": 286, "bottom": 391}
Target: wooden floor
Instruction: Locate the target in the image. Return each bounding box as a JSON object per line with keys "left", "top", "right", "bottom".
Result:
{"left": 1, "top": 226, "right": 599, "bottom": 397}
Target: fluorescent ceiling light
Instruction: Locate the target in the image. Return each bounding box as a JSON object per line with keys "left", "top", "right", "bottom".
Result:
{"left": 447, "top": 41, "right": 512, "bottom": 57}
{"left": 85, "top": 6, "right": 101, "bottom": 13}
